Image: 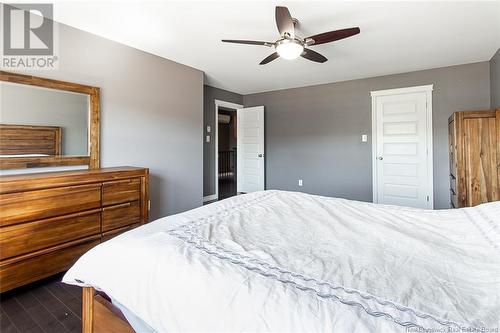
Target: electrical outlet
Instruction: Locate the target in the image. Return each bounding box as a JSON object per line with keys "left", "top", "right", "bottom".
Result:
{"left": 207, "top": 125, "right": 211, "bottom": 133}
{"left": 298, "top": 179, "right": 303, "bottom": 187}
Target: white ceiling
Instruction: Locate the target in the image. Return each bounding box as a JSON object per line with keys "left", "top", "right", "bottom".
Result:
{"left": 48, "top": 1, "right": 500, "bottom": 94}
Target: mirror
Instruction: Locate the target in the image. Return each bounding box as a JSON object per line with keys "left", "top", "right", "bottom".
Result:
{"left": 1, "top": 82, "right": 89, "bottom": 156}
{"left": 0, "top": 71, "right": 100, "bottom": 170}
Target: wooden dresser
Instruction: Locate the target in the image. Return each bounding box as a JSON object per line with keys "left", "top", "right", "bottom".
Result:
{"left": 0, "top": 167, "right": 149, "bottom": 292}
{"left": 448, "top": 109, "right": 500, "bottom": 208}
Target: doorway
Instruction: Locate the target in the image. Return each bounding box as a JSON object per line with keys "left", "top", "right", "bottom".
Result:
{"left": 214, "top": 100, "right": 243, "bottom": 200}
{"left": 371, "top": 85, "right": 434, "bottom": 209}
{"left": 218, "top": 108, "right": 237, "bottom": 199}
{"left": 213, "top": 101, "right": 265, "bottom": 200}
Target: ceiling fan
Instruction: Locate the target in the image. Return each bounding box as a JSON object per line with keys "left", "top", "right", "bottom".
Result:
{"left": 222, "top": 6, "right": 360, "bottom": 65}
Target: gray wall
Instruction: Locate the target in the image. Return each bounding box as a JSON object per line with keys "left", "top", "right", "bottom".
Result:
{"left": 17, "top": 21, "right": 203, "bottom": 219}
{"left": 1, "top": 83, "right": 88, "bottom": 155}
{"left": 491, "top": 49, "right": 500, "bottom": 108}
{"left": 203, "top": 85, "right": 243, "bottom": 197}
{"left": 244, "top": 62, "right": 491, "bottom": 209}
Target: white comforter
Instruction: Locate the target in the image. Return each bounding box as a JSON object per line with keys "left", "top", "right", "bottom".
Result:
{"left": 63, "top": 190, "right": 500, "bottom": 332}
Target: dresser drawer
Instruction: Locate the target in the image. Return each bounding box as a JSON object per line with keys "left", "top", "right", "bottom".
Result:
{"left": 101, "top": 223, "right": 140, "bottom": 242}
{"left": 102, "top": 178, "right": 141, "bottom": 206}
{"left": 0, "top": 184, "right": 101, "bottom": 227}
{"left": 102, "top": 201, "right": 141, "bottom": 232}
{"left": 0, "top": 237, "right": 100, "bottom": 292}
{"left": 0, "top": 210, "right": 101, "bottom": 260}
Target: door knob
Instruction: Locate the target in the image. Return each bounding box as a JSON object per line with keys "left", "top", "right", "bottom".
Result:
{"left": 258, "top": 154, "right": 264, "bottom": 157}
{"left": 378, "top": 156, "right": 383, "bottom": 160}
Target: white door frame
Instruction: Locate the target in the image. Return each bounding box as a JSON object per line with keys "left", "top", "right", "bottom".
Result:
{"left": 370, "top": 85, "right": 434, "bottom": 208}
{"left": 214, "top": 99, "right": 243, "bottom": 200}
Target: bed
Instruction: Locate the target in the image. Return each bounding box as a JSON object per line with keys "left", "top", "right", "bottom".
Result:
{"left": 0, "top": 124, "right": 62, "bottom": 156}
{"left": 63, "top": 190, "right": 500, "bottom": 332}
{"left": 0, "top": 124, "right": 62, "bottom": 169}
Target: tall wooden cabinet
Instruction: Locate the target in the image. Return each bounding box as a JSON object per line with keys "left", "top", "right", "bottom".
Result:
{"left": 448, "top": 109, "right": 500, "bottom": 208}
{"left": 0, "top": 167, "right": 149, "bottom": 292}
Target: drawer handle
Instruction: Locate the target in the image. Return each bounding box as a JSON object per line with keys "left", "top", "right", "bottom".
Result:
{"left": 105, "top": 179, "right": 140, "bottom": 186}
{"left": 103, "top": 202, "right": 132, "bottom": 211}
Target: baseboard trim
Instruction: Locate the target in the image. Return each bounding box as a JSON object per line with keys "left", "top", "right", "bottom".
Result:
{"left": 203, "top": 194, "right": 218, "bottom": 203}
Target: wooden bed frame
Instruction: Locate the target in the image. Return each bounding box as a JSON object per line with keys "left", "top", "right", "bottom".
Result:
{"left": 83, "top": 287, "right": 136, "bottom": 333}
{"left": 0, "top": 124, "right": 62, "bottom": 155}
{"left": 0, "top": 124, "right": 64, "bottom": 169}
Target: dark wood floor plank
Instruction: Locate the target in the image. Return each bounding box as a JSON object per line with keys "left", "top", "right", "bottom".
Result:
{"left": 31, "top": 285, "right": 65, "bottom": 310}
{"left": 22, "top": 325, "right": 47, "bottom": 333}
{"left": 45, "top": 282, "right": 82, "bottom": 320}
{"left": 0, "top": 297, "right": 43, "bottom": 332}
{"left": 25, "top": 302, "right": 68, "bottom": 333}
{"left": 219, "top": 179, "right": 237, "bottom": 199}
{"left": 52, "top": 309, "right": 81, "bottom": 333}
{"left": 60, "top": 283, "right": 82, "bottom": 301}
{"left": 46, "top": 283, "right": 72, "bottom": 303}
{"left": 0, "top": 310, "right": 20, "bottom": 333}
{"left": 15, "top": 291, "right": 42, "bottom": 311}
{"left": 47, "top": 282, "right": 76, "bottom": 305}
{"left": 1, "top": 275, "right": 84, "bottom": 333}
{"left": 11, "top": 290, "right": 64, "bottom": 333}
{"left": 64, "top": 298, "right": 82, "bottom": 320}
{"left": 32, "top": 286, "right": 80, "bottom": 333}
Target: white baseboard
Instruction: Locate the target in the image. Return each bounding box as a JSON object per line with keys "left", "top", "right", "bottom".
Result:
{"left": 203, "top": 194, "right": 218, "bottom": 203}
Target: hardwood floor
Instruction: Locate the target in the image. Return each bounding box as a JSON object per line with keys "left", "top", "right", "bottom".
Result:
{"left": 203, "top": 179, "right": 238, "bottom": 206}
{"left": 219, "top": 179, "right": 237, "bottom": 200}
{"left": 0, "top": 273, "right": 82, "bottom": 333}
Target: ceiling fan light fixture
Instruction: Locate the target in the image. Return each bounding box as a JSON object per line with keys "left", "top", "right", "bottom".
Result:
{"left": 275, "top": 39, "right": 304, "bottom": 60}
{"left": 222, "top": 6, "right": 360, "bottom": 65}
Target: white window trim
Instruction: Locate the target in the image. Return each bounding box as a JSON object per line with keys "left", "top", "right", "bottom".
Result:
{"left": 370, "top": 84, "right": 434, "bottom": 208}
{"left": 214, "top": 99, "right": 243, "bottom": 200}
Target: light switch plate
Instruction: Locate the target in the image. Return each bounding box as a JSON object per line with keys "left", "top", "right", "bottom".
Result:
{"left": 362, "top": 134, "right": 368, "bottom": 142}
{"left": 207, "top": 126, "right": 211, "bottom": 133}
{"left": 206, "top": 135, "right": 210, "bottom": 143}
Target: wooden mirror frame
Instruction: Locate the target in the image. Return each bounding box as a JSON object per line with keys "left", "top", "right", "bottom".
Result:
{"left": 0, "top": 71, "right": 100, "bottom": 170}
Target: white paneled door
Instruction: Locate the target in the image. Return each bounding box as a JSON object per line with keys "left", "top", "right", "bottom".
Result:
{"left": 237, "top": 106, "right": 265, "bottom": 193}
{"left": 371, "top": 85, "right": 433, "bottom": 209}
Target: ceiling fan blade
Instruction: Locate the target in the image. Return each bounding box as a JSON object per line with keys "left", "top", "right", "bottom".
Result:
{"left": 222, "top": 39, "right": 274, "bottom": 47}
{"left": 301, "top": 48, "right": 328, "bottom": 63}
{"left": 259, "top": 52, "right": 280, "bottom": 65}
{"left": 275, "top": 6, "right": 295, "bottom": 38}
{"left": 307, "top": 27, "right": 360, "bottom": 46}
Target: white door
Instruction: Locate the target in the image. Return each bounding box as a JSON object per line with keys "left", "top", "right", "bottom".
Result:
{"left": 372, "top": 85, "right": 433, "bottom": 209}
{"left": 237, "top": 106, "right": 265, "bottom": 193}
